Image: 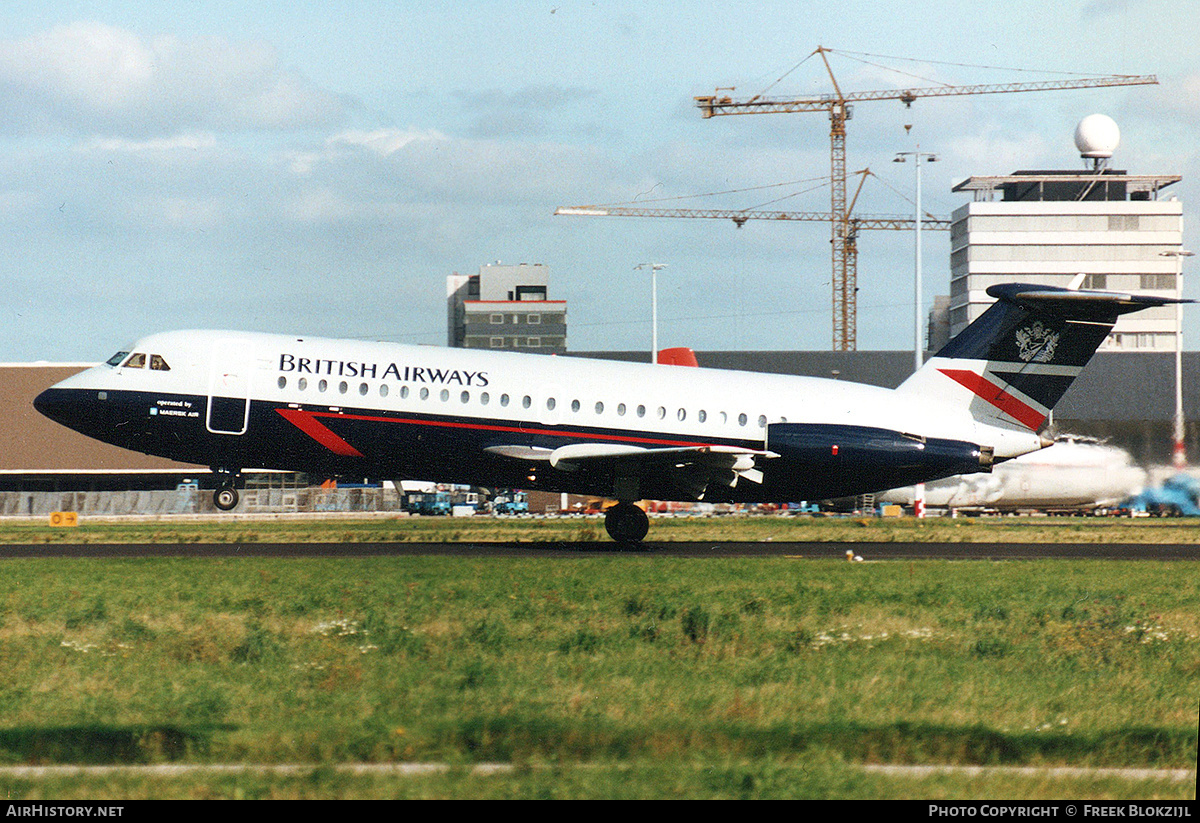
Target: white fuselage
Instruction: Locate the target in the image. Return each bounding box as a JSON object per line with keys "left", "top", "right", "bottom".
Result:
{"left": 34, "top": 329, "right": 1048, "bottom": 511}
{"left": 47, "top": 329, "right": 1042, "bottom": 457}
{"left": 879, "top": 441, "right": 1147, "bottom": 510}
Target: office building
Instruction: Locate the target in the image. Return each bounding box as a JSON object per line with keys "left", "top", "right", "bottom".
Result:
{"left": 447, "top": 262, "right": 567, "bottom": 354}
{"left": 948, "top": 117, "right": 1183, "bottom": 350}
{"left": 949, "top": 170, "right": 1182, "bottom": 349}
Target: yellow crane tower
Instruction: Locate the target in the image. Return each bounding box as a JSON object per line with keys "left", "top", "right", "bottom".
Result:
{"left": 691, "top": 46, "right": 1158, "bottom": 350}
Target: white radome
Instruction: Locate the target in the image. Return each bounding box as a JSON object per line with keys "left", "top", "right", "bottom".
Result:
{"left": 1074, "top": 114, "right": 1120, "bottom": 159}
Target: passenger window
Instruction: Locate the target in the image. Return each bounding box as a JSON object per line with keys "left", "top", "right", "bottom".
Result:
{"left": 149, "top": 355, "right": 170, "bottom": 371}
{"left": 123, "top": 353, "right": 146, "bottom": 369}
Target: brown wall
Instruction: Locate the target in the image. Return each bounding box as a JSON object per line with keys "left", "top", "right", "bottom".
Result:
{"left": 0, "top": 365, "right": 202, "bottom": 472}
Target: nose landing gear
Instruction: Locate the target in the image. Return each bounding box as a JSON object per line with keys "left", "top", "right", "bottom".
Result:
{"left": 211, "top": 467, "right": 242, "bottom": 511}
{"left": 213, "top": 485, "right": 239, "bottom": 511}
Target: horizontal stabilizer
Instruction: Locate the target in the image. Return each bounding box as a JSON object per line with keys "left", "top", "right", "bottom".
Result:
{"left": 989, "top": 283, "right": 1191, "bottom": 316}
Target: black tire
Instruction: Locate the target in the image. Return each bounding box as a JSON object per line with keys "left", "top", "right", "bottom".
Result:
{"left": 214, "top": 486, "right": 239, "bottom": 511}
{"left": 604, "top": 502, "right": 649, "bottom": 543}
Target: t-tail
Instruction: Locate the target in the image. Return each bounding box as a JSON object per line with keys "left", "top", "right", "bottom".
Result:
{"left": 899, "top": 283, "right": 1190, "bottom": 434}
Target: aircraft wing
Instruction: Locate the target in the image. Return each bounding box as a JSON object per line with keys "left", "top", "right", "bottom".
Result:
{"left": 484, "top": 443, "right": 778, "bottom": 500}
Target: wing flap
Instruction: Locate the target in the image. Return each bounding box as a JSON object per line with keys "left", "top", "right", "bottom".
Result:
{"left": 488, "top": 441, "right": 778, "bottom": 499}
{"left": 483, "top": 445, "right": 554, "bottom": 461}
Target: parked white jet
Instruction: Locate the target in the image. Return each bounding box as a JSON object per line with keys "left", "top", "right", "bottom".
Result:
{"left": 34, "top": 283, "right": 1184, "bottom": 541}
{"left": 878, "top": 439, "right": 1146, "bottom": 512}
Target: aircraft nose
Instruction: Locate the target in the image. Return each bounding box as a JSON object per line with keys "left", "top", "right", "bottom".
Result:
{"left": 33, "top": 387, "right": 76, "bottom": 426}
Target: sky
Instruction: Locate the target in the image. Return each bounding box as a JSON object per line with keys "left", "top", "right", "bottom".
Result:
{"left": 1, "top": 0, "right": 1197, "bottom": 362}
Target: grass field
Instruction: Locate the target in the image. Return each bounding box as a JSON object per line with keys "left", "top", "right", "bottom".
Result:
{"left": 4, "top": 510, "right": 1200, "bottom": 545}
{"left": 0, "top": 516, "right": 1194, "bottom": 799}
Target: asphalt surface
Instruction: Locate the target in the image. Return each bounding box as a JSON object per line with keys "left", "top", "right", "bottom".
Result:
{"left": 1, "top": 541, "right": 1199, "bottom": 558}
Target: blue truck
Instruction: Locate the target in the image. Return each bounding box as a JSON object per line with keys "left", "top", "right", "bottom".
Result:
{"left": 1120, "top": 473, "right": 1200, "bottom": 517}
{"left": 406, "top": 490, "right": 452, "bottom": 516}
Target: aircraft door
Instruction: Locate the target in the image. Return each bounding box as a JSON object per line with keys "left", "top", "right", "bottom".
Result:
{"left": 206, "top": 339, "right": 253, "bottom": 435}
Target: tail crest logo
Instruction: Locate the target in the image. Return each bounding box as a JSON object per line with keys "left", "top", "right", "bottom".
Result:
{"left": 1015, "top": 321, "right": 1060, "bottom": 363}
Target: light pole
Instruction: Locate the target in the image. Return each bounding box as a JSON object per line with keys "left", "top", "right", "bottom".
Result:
{"left": 1161, "top": 249, "right": 1193, "bottom": 469}
{"left": 635, "top": 263, "right": 667, "bottom": 363}
{"left": 894, "top": 149, "right": 937, "bottom": 374}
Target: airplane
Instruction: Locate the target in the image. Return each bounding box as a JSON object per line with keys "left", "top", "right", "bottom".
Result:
{"left": 34, "top": 282, "right": 1185, "bottom": 542}
{"left": 877, "top": 438, "right": 1147, "bottom": 512}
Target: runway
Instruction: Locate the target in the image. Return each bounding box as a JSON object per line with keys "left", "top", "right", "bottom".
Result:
{"left": 1, "top": 541, "right": 1199, "bottom": 559}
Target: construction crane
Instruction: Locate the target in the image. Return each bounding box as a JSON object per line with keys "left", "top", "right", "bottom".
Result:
{"left": 692, "top": 46, "right": 1158, "bottom": 349}
{"left": 554, "top": 205, "right": 949, "bottom": 233}
{"left": 556, "top": 168, "right": 950, "bottom": 349}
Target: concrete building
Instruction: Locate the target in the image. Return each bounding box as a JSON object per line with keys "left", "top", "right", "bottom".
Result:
{"left": 927, "top": 295, "right": 952, "bottom": 352}
{"left": 948, "top": 168, "right": 1183, "bottom": 349}
{"left": 447, "top": 262, "right": 567, "bottom": 354}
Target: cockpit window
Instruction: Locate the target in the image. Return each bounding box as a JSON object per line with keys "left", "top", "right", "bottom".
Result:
{"left": 123, "top": 353, "right": 147, "bottom": 369}
{"left": 106, "top": 351, "right": 129, "bottom": 367}
{"left": 149, "top": 354, "right": 170, "bottom": 371}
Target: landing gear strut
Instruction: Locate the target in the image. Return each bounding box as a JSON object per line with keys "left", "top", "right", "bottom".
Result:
{"left": 604, "top": 502, "right": 649, "bottom": 543}
{"left": 211, "top": 467, "right": 242, "bottom": 511}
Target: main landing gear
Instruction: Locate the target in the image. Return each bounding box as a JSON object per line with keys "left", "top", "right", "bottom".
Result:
{"left": 211, "top": 467, "right": 242, "bottom": 511}
{"left": 604, "top": 502, "right": 649, "bottom": 543}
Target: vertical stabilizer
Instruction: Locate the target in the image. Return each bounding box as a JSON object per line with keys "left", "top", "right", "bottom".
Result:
{"left": 899, "top": 283, "right": 1189, "bottom": 431}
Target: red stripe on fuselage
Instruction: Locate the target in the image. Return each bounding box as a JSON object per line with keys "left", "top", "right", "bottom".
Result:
{"left": 937, "top": 369, "right": 1046, "bottom": 430}
{"left": 275, "top": 407, "right": 721, "bottom": 457}
{"left": 275, "top": 408, "right": 365, "bottom": 456}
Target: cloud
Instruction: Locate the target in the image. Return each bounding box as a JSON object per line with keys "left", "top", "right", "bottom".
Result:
{"left": 0, "top": 21, "right": 350, "bottom": 136}
{"left": 1130, "top": 71, "right": 1200, "bottom": 129}
{"left": 328, "top": 128, "right": 448, "bottom": 156}
{"left": 79, "top": 133, "right": 220, "bottom": 154}
{"left": 283, "top": 127, "right": 447, "bottom": 175}
{"left": 452, "top": 83, "right": 600, "bottom": 138}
